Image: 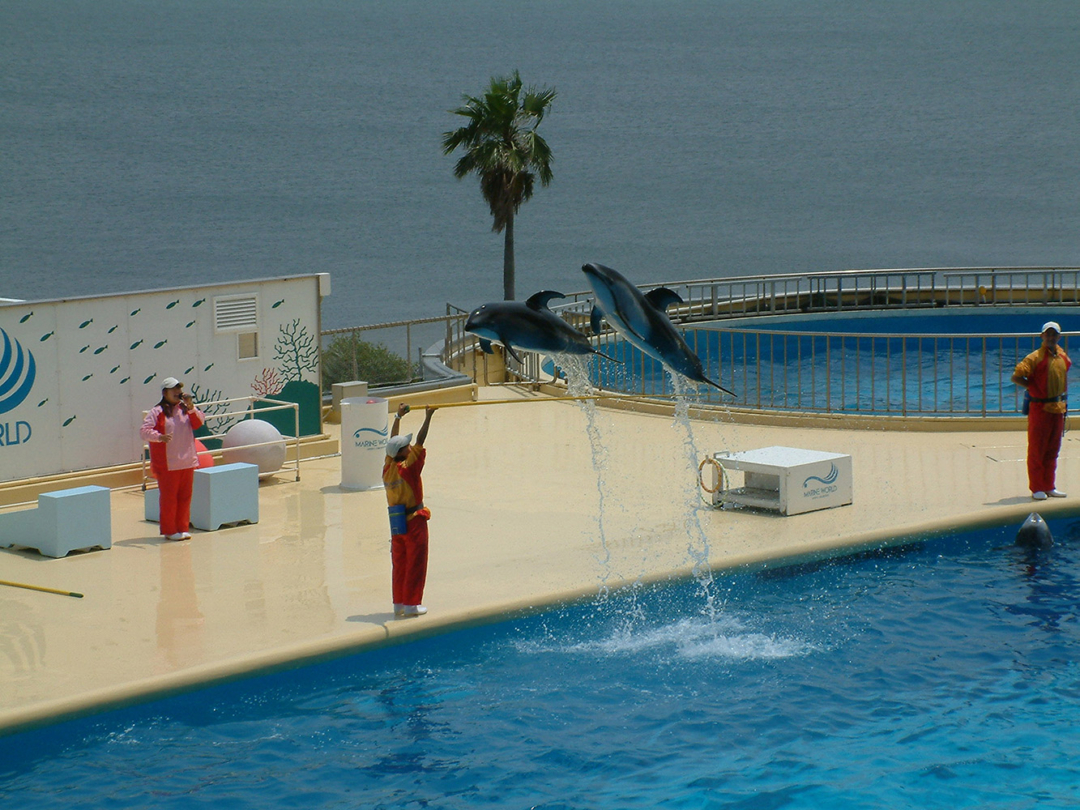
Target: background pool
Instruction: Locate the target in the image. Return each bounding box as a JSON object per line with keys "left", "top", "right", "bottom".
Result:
{"left": 716, "top": 307, "right": 1077, "bottom": 335}
{"left": 588, "top": 308, "right": 1076, "bottom": 413}
{"left": 3, "top": 517, "right": 1080, "bottom": 809}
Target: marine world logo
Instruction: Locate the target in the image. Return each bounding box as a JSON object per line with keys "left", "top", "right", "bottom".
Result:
{"left": 802, "top": 463, "right": 840, "bottom": 500}
{"left": 803, "top": 463, "right": 839, "bottom": 488}
{"left": 0, "top": 327, "right": 37, "bottom": 415}
{"left": 353, "top": 424, "right": 389, "bottom": 450}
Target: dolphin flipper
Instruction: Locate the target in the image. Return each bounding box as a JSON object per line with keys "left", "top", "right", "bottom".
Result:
{"left": 590, "top": 306, "right": 605, "bottom": 337}
{"left": 479, "top": 334, "right": 526, "bottom": 364}
{"left": 500, "top": 339, "right": 525, "bottom": 364}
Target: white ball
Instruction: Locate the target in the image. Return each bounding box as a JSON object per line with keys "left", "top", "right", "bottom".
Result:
{"left": 221, "top": 419, "right": 287, "bottom": 474}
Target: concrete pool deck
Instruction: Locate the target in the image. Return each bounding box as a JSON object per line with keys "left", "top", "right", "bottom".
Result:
{"left": 2, "top": 386, "right": 1077, "bottom": 736}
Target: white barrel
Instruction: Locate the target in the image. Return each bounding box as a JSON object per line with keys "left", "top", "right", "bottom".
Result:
{"left": 340, "top": 396, "right": 389, "bottom": 491}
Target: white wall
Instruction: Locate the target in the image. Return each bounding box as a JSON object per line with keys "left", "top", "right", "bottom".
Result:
{"left": 0, "top": 274, "right": 327, "bottom": 482}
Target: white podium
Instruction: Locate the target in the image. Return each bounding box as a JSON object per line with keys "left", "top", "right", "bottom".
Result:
{"left": 339, "top": 396, "right": 388, "bottom": 491}
{"left": 711, "top": 446, "right": 852, "bottom": 515}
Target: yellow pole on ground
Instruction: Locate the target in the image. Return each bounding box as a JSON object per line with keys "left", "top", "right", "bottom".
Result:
{"left": 0, "top": 579, "right": 84, "bottom": 599}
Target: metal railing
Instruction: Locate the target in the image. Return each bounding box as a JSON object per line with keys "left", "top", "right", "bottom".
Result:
{"left": 579, "top": 328, "right": 1069, "bottom": 417}
{"left": 323, "top": 267, "right": 1080, "bottom": 416}
{"left": 141, "top": 396, "right": 301, "bottom": 487}
{"left": 321, "top": 312, "right": 467, "bottom": 393}
{"left": 546, "top": 266, "right": 1080, "bottom": 321}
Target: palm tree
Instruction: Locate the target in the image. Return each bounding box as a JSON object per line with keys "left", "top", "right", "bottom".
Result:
{"left": 442, "top": 71, "right": 556, "bottom": 301}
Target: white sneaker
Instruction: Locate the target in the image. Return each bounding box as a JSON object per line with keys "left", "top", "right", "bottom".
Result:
{"left": 180, "top": 532, "right": 192, "bottom": 540}
{"left": 1032, "top": 491, "right": 1048, "bottom": 501}
{"left": 402, "top": 605, "right": 427, "bottom": 617}
{"left": 393, "top": 604, "right": 406, "bottom": 616}
{"left": 1049, "top": 489, "right": 1067, "bottom": 498}
{"left": 166, "top": 533, "right": 185, "bottom": 540}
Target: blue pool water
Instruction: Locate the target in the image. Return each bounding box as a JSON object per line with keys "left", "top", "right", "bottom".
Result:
{"left": 3, "top": 517, "right": 1080, "bottom": 808}
{"left": 588, "top": 308, "right": 1075, "bottom": 414}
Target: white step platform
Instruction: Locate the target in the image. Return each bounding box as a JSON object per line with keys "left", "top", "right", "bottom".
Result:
{"left": 711, "top": 446, "right": 853, "bottom": 515}
{"left": 144, "top": 462, "right": 260, "bottom": 531}
{"left": 0, "top": 485, "right": 112, "bottom": 558}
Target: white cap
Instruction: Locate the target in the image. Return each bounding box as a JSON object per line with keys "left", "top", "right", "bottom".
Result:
{"left": 1041, "top": 321, "right": 1061, "bottom": 335}
{"left": 386, "top": 434, "right": 412, "bottom": 457}
{"left": 160, "top": 376, "right": 182, "bottom": 389}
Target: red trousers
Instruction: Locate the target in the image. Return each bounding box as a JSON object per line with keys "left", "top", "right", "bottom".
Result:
{"left": 1027, "top": 407, "right": 1065, "bottom": 493}
{"left": 391, "top": 517, "right": 429, "bottom": 606}
{"left": 158, "top": 467, "right": 195, "bottom": 536}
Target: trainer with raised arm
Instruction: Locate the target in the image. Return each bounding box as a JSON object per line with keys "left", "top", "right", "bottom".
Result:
{"left": 383, "top": 403, "right": 437, "bottom": 618}
{"left": 1012, "top": 321, "right": 1070, "bottom": 501}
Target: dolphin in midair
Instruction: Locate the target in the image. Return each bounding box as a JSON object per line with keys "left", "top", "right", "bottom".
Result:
{"left": 581, "top": 262, "right": 736, "bottom": 396}
{"left": 465, "top": 290, "right": 617, "bottom": 364}
{"left": 1015, "top": 512, "right": 1053, "bottom": 548}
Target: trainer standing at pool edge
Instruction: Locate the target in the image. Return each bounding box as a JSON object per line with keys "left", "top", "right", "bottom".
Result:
{"left": 383, "top": 403, "right": 437, "bottom": 617}
{"left": 1012, "top": 321, "right": 1070, "bottom": 501}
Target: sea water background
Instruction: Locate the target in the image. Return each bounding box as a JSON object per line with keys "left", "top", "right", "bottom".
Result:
{"left": 2, "top": 0, "right": 1079, "bottom": 330}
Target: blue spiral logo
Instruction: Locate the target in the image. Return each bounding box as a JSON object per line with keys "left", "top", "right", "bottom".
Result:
{"left": 353, "top": 425, "right": 389, "bottom": 440}
{"left": 803, "top": 463, "right": 839, "bottom": 488}
{"left": 0, "top": 328, "right": 37, "bottom": 415}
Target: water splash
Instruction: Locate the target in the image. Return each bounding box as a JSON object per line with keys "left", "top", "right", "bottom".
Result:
{"left": 668, "top": 372, "right": 720, "bottom": 616}
{"left": 522, "top": 615, "right": 816, "bottom": 663}
{"left": 559, "top": 354, "right": 614, "bottom": 595}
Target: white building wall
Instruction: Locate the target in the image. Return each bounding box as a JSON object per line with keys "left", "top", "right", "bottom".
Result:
{"left": 0, "top": 274, "right": 327, "bottom": 482}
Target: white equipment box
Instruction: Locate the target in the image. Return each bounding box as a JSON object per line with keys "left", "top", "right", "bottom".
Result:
{"left": 709, "top": 446, "right": 853, "bottom": 515}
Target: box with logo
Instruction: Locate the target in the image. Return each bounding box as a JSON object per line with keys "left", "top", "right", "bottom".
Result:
{"left": 712, "top": 446, "right": 853, "bottom": 515}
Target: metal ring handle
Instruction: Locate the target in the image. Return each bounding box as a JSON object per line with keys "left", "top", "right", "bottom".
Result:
{"left": 698, "top": 456, "right": 725, "bottom": 494}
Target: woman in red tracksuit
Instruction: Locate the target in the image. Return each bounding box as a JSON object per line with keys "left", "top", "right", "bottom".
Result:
{"left": 1012, "top": 322, "right": 1070, "bottom": 501}
{"left": 140, "top": 377, "right": 205, "bottom": 540}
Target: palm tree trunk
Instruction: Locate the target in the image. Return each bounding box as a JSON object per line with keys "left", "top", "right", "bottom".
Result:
{"left": 503, "top": 211, "right": 515, "bottom": 300}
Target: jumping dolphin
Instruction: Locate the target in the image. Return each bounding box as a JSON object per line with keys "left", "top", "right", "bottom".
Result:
{"left": 581, "top": 262, "right": 735, "bottom": 396}
{"left": 465, "top": 290, "right": 617, "bottom": 364}
{"left": 1015, "top": 512, "right": 1053, "bottom": 548}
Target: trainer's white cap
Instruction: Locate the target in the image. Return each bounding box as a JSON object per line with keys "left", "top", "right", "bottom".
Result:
{"left": 1041, "top": 321, "right": 1061, "bottom": 335}
{"left": 386, "top": 434, "right": 412, "bottom": 457}
{"left": 160, "top": 376, "right": 182, "bottom": 389}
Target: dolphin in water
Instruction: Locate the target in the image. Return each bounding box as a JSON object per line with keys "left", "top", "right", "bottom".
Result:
{"left": 581, "top": 262, "right": 735, "bottom": 396}
{"left": 1015, "top": 512, "right": 1053, "bottom": 548}
{"left": 465, "top": 290, "right": 617, "bottom": 364}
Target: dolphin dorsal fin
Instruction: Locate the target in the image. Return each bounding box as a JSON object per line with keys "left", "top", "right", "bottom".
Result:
{"left": 525, "top": 290, "right": 565, "bottom": 310}
{"left": 645, "top": 287, "right": 684, "bottom": 312}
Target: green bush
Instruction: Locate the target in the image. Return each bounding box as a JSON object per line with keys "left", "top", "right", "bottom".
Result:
{"left": 321, "top": 333, "right": 416, "bottom": 391}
